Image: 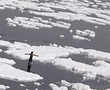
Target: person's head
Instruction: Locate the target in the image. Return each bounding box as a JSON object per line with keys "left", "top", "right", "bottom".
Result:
{"left": 31, "top": 51, "right": 33, "bottom": 54}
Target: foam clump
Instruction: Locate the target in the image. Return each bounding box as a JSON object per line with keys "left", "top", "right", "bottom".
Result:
{"left": 49, "top": 83, "right": 68, "bottom": 90}
{"left": 70, "top": 83, "right": 93, "bottom": 90}
{"left": 0, "top": 85, "right": 10, "bottom": 90}
{"left": 0, "top": 64, "right": 43, "bottom": 82}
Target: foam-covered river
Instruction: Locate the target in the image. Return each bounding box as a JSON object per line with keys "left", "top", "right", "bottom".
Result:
{"left": 0, "top": 0, "right": 110, "bottom": 90}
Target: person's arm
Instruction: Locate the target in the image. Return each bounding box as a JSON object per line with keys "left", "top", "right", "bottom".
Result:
{"left": 25, "top": 53, "right": 30, "bottom": 55}
{"left": 33, "top": 54, "right": 39, "bottom": 57}
{"left": 25, "top": 52, "right": 39, "bottom": 57}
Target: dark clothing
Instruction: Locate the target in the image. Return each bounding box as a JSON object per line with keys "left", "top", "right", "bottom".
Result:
{"left": 27, "top": 52, "right": 33, "bottom": 72}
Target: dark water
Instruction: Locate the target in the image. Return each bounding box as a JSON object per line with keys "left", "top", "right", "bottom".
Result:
{"left": 0, "top": 7, "right": 110, "bottom": 90}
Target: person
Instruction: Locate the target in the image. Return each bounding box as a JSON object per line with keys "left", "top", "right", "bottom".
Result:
{"left": 25, "top": 51, "right": 39, "bottom": 72}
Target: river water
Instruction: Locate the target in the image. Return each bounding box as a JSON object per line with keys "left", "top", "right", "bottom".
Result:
{"left": 0, "top": 1, "right": 110, "bottom": 90}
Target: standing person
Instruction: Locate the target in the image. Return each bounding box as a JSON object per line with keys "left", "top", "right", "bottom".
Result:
{"left": 27, "top": 51, "right": 33, "bottom": 72}
{"left": 25, "top": 51, "right": 39, "bottom": 72}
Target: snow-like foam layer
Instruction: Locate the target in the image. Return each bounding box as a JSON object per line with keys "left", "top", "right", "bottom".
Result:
{"left": 72, "top": 35, "right": 91, "bottom": 41}
{"left": 2, "top": 41, "right": 71, "bottom": 60}
{"left": 0, "top": 40, "right": 43, "bottom": 82}
{"left": 1, "top": 40, "right": 110, "bottom": 82}
{"left": 52, "top": 58, "right": 110, "bottom": 81}
{"left": 60, "top": 80, "right": 93, "bottom": 90}
{"left": 0, "top": 49, "right": 2, "bottom": 53}
{"left": 1, "top": 40, "right": 110, "bottom": 63}
{"left": 0, "top": 0, "right": 110, "bottom": 31}
{"left": 70, "top": 83, "right": 93, "bottom": 90}
{"left": 6, "top": 17, "right": 71, "bottom": 29}
{"left": 0, "top": 58, "right": 16, "bottom": 65}
{"left": 49, "top": 82, "right": 93, "bottom": 90}
{"left": 0, "top": 85, "right": 10, "bottom": 90}
{"left": 65, "top": 46, "right": 110, "bottom": 62}
{"left": 49, "top": 83, "right": 68, "bottom": 90}
{"left": 0, "top": 63, "right": 43, "bottom": 82}
{"left": 75, "top": 29, "right": 95, "bottom": 38}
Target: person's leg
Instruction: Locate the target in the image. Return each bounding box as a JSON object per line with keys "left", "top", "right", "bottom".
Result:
{"left": 27, "top": 63, "right": 32, "bottom": 72}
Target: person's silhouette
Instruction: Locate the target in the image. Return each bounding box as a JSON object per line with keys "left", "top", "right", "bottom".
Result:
{"left": 25, "top": 51, "right": 39, "bottom": 72}
{"left": 27, "top": 51, "right": 33, "bottom": 72}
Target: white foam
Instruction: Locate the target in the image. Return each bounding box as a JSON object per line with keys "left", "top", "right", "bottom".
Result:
{"left": 0, "top": 49, "right": 2, "bottom": 53}
{"left": 0, "top": 0, "right": 110, "bottom": 31}
{"left": 0, "top": 85, "right": 10, "bottom": 90}
{"left": 106, "top": 89, "right": 110, "bottom": 90}
{"left": 60, "top": 80, "right": 71, "bottom": 87}
{"left": 0, "top": 40, "right": 110, "bottom": 63}
{"left": 35, "top": 88, "right": 38, "bottom": 90}
{"left": 60, "top": 80, "right": 93, "bottom": 90}
{"left": 59, "top": 34, "right": 65, "bottom": 38}
{"left": 0, "top": 63, "right": 43, "bottom": 82}
{"left": 69, "top": 29, "right": 73, "bottom": 33}
{"left": 72, "top": 35, "right": 91, "bottom": 41}
{"left": 0, "top": 58, "right": 16, "bottom": 65}
{"left": 1, "top": 40, "right": 110, "bottom": 81}
{"left": 0, "top": 40, "right": 13, "bottom": 47}
{"left": 49, "top": 82, "right": 93, "bottom": 90}
{"left": 75, "top": 29, "right": 95, "bottom": 38}
{"left": 19, "top": 84, "right": 26, "bottom": 87}
{"left": 4, "top": 41, "right": 71, "bottom": 61}
{"left": 49, "top": 83, "right": 68, "bottom": 90}
{"left": 53, "top": 58, "right": 110, "bottom": 82}
{"left": 6, "top": 17, "right": 70, "bottom": 29}
{"left": 70, "top": 83, "right": 93, "bottom": 90}
{"left": 34, "top": 82, "right": 41, "bottom": 86}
